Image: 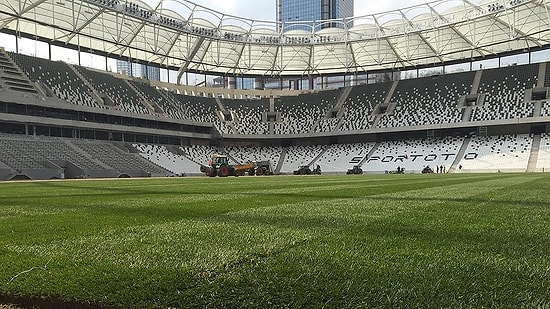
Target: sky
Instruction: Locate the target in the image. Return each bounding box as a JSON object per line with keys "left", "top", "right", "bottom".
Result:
{"left": 190, "top": 0, "right": 442, "bottom": 21}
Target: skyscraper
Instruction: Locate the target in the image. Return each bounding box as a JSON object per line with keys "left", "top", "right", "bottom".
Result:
{"left": 116, "top": 60, "right": 160, "bottom": 81}
{"left": 277, "top": 0, "right": 353, "bottom": 32}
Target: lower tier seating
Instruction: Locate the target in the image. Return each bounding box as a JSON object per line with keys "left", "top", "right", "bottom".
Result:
{"left": 362, "top": 137, "right": 464, "bottom": 174}
{"left": 0, "top": 133, "right": 547, "bottom": 180}
{"left": 455, "top": 134, "right": 532, "bottom": 172}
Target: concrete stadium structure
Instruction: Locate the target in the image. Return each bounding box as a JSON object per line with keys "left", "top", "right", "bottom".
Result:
{"left": 0, "top": 0, "right": 550, "bottom": 179}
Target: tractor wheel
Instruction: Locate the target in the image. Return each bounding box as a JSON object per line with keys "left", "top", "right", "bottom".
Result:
{"left": 218, "top": 165, "right": 229, "bottom": 177}
{"left": 208, "top": 167, "right": 217, "bottom": 177}
{"left": 256, "top": 168, "right": 263, "bottom": 176}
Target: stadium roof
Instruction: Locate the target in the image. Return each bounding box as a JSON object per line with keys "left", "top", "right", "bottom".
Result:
{"left": 0, "top": 0, "right": 549, "bottom": 78}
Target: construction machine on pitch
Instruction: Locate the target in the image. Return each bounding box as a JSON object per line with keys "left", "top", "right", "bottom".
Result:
{"left": 346, "top": 165, "right": 363, "bottom": 175}
{"left": 200, "top": 154, "right": 254, "bottom": 177}
{"left": 248, "top": 160, "right": 274, "bottom": 175}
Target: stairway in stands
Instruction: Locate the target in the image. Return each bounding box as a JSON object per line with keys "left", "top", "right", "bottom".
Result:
{"left": 527, "top": 134, "right": 541, "bottom": 172}
{"left": 0, "top": 48, "right": 38, "bottom": 94}
{"left": 449, "top": 137, "right": 471, "bottom": 173}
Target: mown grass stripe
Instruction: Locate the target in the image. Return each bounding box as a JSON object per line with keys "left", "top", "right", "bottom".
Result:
{"left": 0, "top": 173, "right": 549, "bottom": 308}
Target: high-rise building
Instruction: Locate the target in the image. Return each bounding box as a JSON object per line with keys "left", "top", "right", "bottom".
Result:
{"left": 116, "top": 60, "right": 160, "bottom": 81}
{"left": 277, "top": 0, "right": 353, "bottom": 32}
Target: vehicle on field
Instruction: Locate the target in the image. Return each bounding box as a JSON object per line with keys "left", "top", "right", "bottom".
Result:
{"left": 294, "top": 165, "right": 321, "bottom": 175}
{"left": 248, "top": 160, "right": 273, "bottom": 175}
{"left": 200, "top": 154, "right": 254, "bottom": 177}
{"left": 293, "top": 165, "right": 312, "bottom": 175}
{"left": 346, "top": 165, "right": 363, "bottom": 175}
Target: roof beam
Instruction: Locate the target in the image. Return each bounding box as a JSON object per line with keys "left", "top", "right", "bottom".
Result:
{"left": 177, "top": 36, "right": 205, "bottom": 84}
{"left": 400, "top": 11, "right": 444, "bottom": 63}
{"left": 0, "top": 0, "right": 48, "bottom": 29}
{"left": 63, "top": 7, "right": 105, "bottom": 43}
{"left": 346, "top": 41, "right": 358, "bottom": 73}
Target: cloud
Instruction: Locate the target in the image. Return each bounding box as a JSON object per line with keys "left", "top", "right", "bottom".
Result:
{"left": 355, "top": 0, "right": 437, "bottom": 16}
{"left": 193, "top": 0, "right": 275, "bottom": 21}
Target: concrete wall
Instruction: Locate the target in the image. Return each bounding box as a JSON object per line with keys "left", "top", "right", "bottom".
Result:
{"left": 0, "top": 169, "right": 13, "bottom": 180}
{"left": 20, "top": 168, "right": 63, "bottom": 180}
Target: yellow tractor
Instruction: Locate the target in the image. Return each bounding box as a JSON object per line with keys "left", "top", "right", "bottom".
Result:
{"left": 200, "top": 154, "right": 254, "bottom": 177}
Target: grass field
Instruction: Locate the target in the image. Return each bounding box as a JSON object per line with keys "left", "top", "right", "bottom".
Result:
{"left": 1, "top": 173, "right": 549, "bottom": 308}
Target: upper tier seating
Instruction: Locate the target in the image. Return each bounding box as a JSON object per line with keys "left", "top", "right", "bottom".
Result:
{"left": 339, "top": 82, "right": 392, "bottom": 131}
{"left": 314, "top": 143, "right": 375, "bottom": 173}
{"left": 363, "top": 137, "right": 464, "bottom": 173}
{"left": 541, "top": 101, "right": 550, "bottom": 117}
{"left": 163, "top": 91, "right": 220, "bottom": 124}
{"left": 0, "top": 52, "right": 38, "bottom": 94}
{"left": 6, "top": 52, "right": 550, "bottom": 137}
{"left": 471, "top": 64, "right": 538, "bottom": 121}
{"left": 221, "top": 98, "right": 270, "bottom": 135}
{"left": 456, "top": 134, "right": 532, "bottom": 172}
{"left": 315, "top": 117, "right": 340, "bottom": 133}
{"left": 129, "top": 81, "right": 186, "bottom": 119}
{"left": 9, "top": 53, "right": 102, "bottom": 108}
{"left": 377, "top": 72, "right": 474, "bottom": 128}
{"left": 274, "top": 89, "right": 340, "bottom": 134}
{"left": 76, "top": 67, "right": 152, "bottom": 114}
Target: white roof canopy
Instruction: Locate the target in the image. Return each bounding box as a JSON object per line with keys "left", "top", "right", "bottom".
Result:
{"left": 0, "top": 0, "right": 549, "bottom": 77}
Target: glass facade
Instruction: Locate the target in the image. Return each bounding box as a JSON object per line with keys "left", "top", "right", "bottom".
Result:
{"left": 116, "top": 60, "right": 161, "bottom": 81}
{"left": 277, "top": 0, "right": 353, "bottom": 32}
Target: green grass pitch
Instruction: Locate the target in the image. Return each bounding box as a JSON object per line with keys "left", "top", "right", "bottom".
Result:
{"left": 1, "top": 173, "right": 549, "bottom": 308}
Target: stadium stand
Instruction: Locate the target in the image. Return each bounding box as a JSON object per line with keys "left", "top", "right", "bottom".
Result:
{"left": 541, "top": 101, "right": 550, "bottom": 117}
{"left": 133, "top": 144, "right": 198, "bottom": 175}
{"left": 274, "top": 89, "right": 340, "bottom": 134}
{"left": 0, "top": 133, "right": 116, "bottom": 179}
{"left": 377, "top": 72, "right": 474, "bottom": 128}
{"left": 3, "top": 53, "right": 550, "bottom": 179}
{"left": 71, "top": 139, "right": 171, "bottom": 176}
{"left": 315, "top": 117, "right": 340, "bottom": 133}
{"left": 221, "top": 98, "right": 270, "bottom": 135}
{"left": 314, "top": 143, "right": 375, "bottom": 173}
{"left": 339, "top": 82, "right": 392, "bottom": 131}
{"left": 1, "top": 0, "right": 550, "bottom": 183}
{"left": 536, "top": 133, "right": 550, "bottom": 172}
{"left": 0, "top": 57, "right": 37, "bottom": 95}
{"left": 164, "top": 91, "right": 220, "bottom": 124}
{"left": 178, "top": 145, "right": 222, "bottom": 167}
{"left": 9, "top": 53, "right": 102, "bottom": 108}
{"left": 223, "top": 146, "right": 282, "bottom": 167}
{"left": 456, "top": 134, "right": 533, "bottom": 172}
{"left": 280, "top": 145, "right": 328, "bottom": 173}
{"left": 0, "top": 134, "right": 103, "bottom": 170}
{"left": 129, "top": 80, "right": 186, "bottom": 119}
{"left": 362, "top": 137, "right": 465, "bottom": 174}
{"left": 471, "top": 65, "right": 538, "bottom": 121}
{"left": 76, "top": 66, "right": 152, "bottom": 114}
